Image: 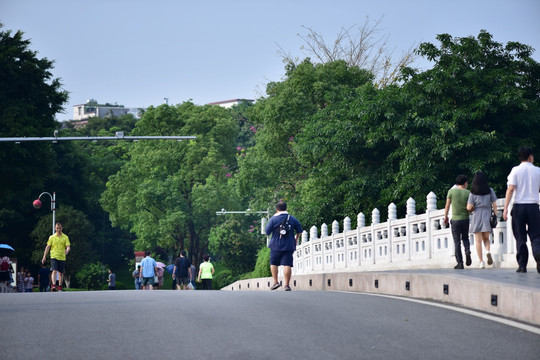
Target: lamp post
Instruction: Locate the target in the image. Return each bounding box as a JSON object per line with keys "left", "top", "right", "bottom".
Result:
{"left": 33, "top": 192, "right": 56, "bottom": 235}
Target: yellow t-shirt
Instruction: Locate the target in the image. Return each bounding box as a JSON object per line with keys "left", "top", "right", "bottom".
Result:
{"left": 47, "top": 233, "right": 71, "bottom": 261}
{"left": 200, "top": 262, "right": 214, "bottom": 279}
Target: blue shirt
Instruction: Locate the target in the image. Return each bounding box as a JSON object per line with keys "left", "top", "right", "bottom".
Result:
{"left": 140, "top": 256, "right": 157, "bottom": 278}
{"left": 265, "top": 212, "right": 303, "bottom": 251}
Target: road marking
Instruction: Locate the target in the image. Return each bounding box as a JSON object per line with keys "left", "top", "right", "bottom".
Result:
{"left": 337, "top": 291, "right": 540, "bottom": 335}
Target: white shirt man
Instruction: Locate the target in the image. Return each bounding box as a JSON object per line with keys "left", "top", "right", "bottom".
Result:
{"left": 503, "top": 147, "right": 540, "bottom": 273}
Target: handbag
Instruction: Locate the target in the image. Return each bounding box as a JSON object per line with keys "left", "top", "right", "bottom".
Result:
{"left": 490, "top": 211, "right": 498, "bottom": 228}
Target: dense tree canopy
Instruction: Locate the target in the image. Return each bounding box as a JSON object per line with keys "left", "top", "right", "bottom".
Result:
{"left": 0, "top": 25, "right": 68, "bottom": 266}
{"left": 385, "top": 30, "right": 540, "bottom": 203}
{"left": 237, "top": 30, "right": 540, "bottom": 228}
{"left": 235, "top": 60, "right": 373, "bottom": 220}
{"left": 101, "top": 102, "right": 239, "bottom": 262}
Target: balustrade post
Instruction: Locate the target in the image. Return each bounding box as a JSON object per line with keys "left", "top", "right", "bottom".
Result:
{"left": 357, "top": 212, "right": 364, "bottom": 266}
{"left": 388, "top": 203, "right": 397, "bottom": 263}
{"left": 310, "top": 226, "right": 318, "bottom": 271}
{"left": 344, "top": 216, "right": 351, "bottom": 231}
{"left": 344, "top": 217, "right": 350, "bottom": 269}
{"left": 321, "top": 223, "right": 328, "bottom": 237}
{"left": 406, "top": 197, "right": 416, "bottom": 261}
{"left": 301, "top": 230, "right": 308, "bottom": 274}
{"left": 372, "top": 208, "right": 379, "bottom": 265}
{"left": 332, "top": 220, "right": 339, "bottom": 269}
{"left": 426, "top": 192, "right": 437, "bottom": 259}
{"left": 321, "top": 223, "right": 327, "bottom": 271}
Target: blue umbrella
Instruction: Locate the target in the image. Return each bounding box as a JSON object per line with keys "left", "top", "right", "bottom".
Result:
{"left": 0, "top": 244, "right": 14, "bottom": 251}
{"left": 165, "top": 264, "right": 175, "bottom": 274}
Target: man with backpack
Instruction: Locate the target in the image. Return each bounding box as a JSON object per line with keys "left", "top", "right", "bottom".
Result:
{"left": 265, "top": 200, "right": 303, "bottom": 291}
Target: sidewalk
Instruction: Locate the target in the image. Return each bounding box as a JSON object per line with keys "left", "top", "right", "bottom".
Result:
{"left": 226, "top": 268, "right": 540, "bottom": 326}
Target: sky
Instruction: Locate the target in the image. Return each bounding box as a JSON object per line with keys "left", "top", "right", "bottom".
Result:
{"left": 2, "top": 0, "right": 539, "bottom": 121}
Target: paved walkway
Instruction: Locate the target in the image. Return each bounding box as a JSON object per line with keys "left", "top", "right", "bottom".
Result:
{"left": 1, "top": 289, "right": 539, "bottom": 359}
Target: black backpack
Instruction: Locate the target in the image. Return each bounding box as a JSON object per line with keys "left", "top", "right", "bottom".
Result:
{"left": 277, "top": 215, "right": 292, "bottom": 238}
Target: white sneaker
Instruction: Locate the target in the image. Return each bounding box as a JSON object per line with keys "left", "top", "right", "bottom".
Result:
{"left": 478, "top": 261, "right": 485, "bottom": 269}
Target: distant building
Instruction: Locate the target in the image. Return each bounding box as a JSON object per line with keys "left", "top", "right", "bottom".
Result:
{"left": 207, "top": 99, "right": 254, "bottom": 108}
{"left": 73, "top": 99, "right": 131, "bottom": 121}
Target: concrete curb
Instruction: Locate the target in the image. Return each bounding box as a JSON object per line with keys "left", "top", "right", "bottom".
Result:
{"left": 224, "top": 271, "right": 540, "bottom": 326}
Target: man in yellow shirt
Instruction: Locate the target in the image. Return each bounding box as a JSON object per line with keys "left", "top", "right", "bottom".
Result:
{"left": 41, "top": 222, "right": 71, "bottom": 291}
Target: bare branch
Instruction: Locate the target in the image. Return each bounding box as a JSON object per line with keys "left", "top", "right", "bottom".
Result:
{"left": 278, "top": 16, "right": 417, "bottom": 87}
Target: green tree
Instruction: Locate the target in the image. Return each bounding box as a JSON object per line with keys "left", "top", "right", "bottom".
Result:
{"left": 235, "top": 59, "right": 373, "bottom": 223}
{"left": 101, "top": 102, "right": 238, "bottom": 262}
{"left": 75, "top": 261, "right": 106, "bottom": 290}
{"left": 250, "top": 247, "right": 271, "bottom": 278}
{"left": 0, "top": 24, "right": 68, "bottom": 265}
{"left": 384, "top": 30, "right": 540, "bottom": 207}
{"left": 208, "top": 217, "right": 263, "bottom": 274}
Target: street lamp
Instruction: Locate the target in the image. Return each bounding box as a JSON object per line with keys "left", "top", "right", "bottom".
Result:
{"left": 33, "top": 192, "right": 56, "bottom": 234}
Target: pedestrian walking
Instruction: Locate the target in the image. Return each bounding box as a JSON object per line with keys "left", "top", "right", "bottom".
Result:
{"left": 17, "top": 266, "right": 25, "bottom": 292}
{"left": 38, "top": 263, "right": 51, "bottom": 292}
{"left": 24, "top": 271, "right": 34, "bottom": 292}
{"left": 467, "top": 172, "right": 497, "bottom": 269}
{"left": 107, "top": 269, "right": 116, "bottom": 290}
{"left": 0, "top": 254, "right": 13, "bottom": 286}
{"left": 502, "top": 146, "right": 540, "bottom": 273}
{"left": 197, "top": 254, "right": 214, "bottom": 290}
{"left": 133, "top": 265, "right": 142, "bottom": 290}
{"left": 41, "top": 222, "right": 71, "bottom": 291}
{"left": 189, "top": 262, "right": 197, "bottom": 289}
{"left": 444, "top": 175, "right": 472, "bottom": 269}
{"left": 173, "top": 250, "right": 191, "bottom": 290}
{"left": 265, "top": 200, "right": 303, "bottom": 291}
{"left": 140, "top": 251, "right": 157, "bottom": 290}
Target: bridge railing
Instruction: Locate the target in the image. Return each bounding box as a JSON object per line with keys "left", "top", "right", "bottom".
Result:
{"left": 293, "top": 193, "right": 512, "bottom": 274}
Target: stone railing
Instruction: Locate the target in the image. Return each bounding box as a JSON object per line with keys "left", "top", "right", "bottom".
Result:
{"left": 292, "top": 192, "right": 516, "bottom": 274}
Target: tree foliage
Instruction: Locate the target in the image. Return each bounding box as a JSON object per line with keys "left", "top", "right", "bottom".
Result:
{"left": 239, "top": 30, "right": 540, "bottom": 229}
{"left": 384, "top": 30, "right": 540, "bottom": 205}
{"left": 101, "top": 102, "right": 238, "bottom": 262}
{"left": 0, "top": 24, "right": 68, "bottom": 266}
{"left": 208, "top": 217, "right": 263, "bottom": 275}
{"left": 75, "top": 261, "right": 106, "bottom": 290}
{"left": 235, "top": 59, "right": 373, "bottom": 223}
{"left": 0, "top": 24, "right": 134, "bottom": 276}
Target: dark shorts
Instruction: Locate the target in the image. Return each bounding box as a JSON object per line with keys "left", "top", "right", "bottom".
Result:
{"left": 176, "top": 276, "right": 189, "bottom": 285}
{"left": 142, "top": 277, "right": 154, "bottom": 286}
{"left": 51, "top": 259, "right": 65, "bottom": 273}
{"left": 0, "top": 271, "right": 10, "bottom": 282}
{"left": 270, "top": 250, "right": 294, "bottom": 267}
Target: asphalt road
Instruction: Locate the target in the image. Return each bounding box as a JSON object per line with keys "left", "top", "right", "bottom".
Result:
{"left": 1, "top": 290, "right": 539, "bottom": 360}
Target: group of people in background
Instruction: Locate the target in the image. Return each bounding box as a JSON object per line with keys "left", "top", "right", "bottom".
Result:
{"left": 132, "top": 250, "right": 214, "bottom": 290}
{"left": 0, "top": 263, "right": 55, "bottom": 293}
{"left": 445, "top": 147, "right": 540, "bottom": 273}
{"left": 14, "top": 267, "right": 35, "bottom": 292}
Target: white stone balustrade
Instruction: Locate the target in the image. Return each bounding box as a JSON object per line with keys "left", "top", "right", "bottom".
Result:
{"left": 292, "top": 192, "right": 523, "bottom": 275}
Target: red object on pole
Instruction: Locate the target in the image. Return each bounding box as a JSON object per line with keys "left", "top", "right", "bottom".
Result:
{"left": 33, "top": 199, "right": 42, "bottom": 209}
